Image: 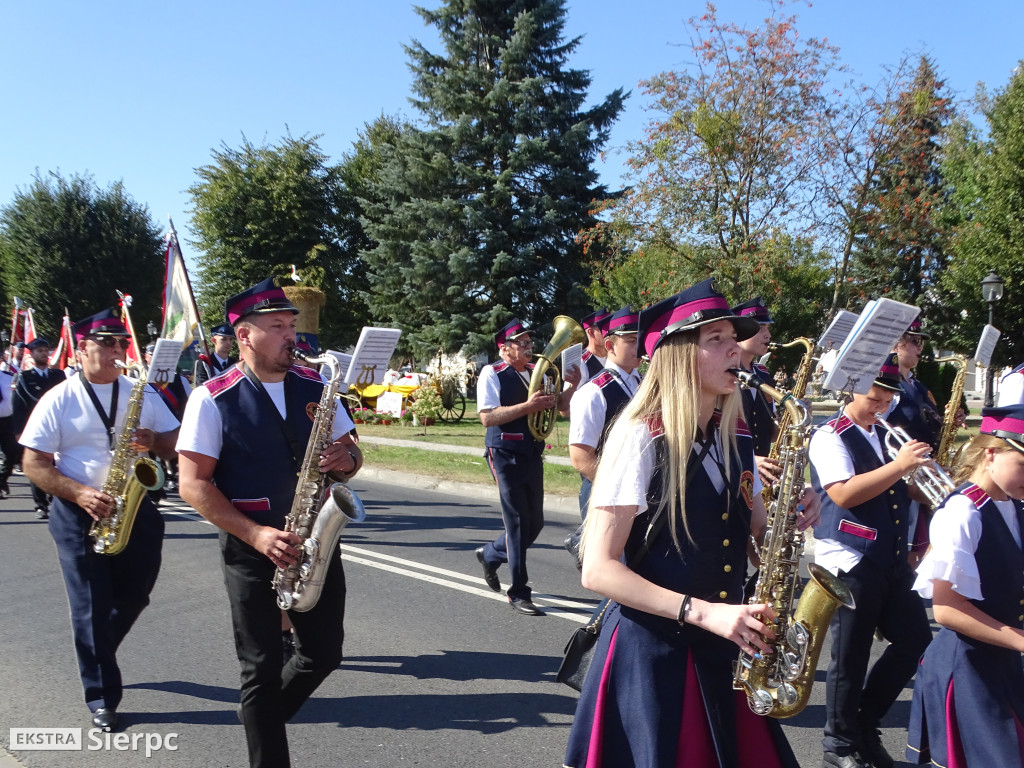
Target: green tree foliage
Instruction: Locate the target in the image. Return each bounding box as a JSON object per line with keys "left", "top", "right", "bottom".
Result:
{"left": 937, "top": 65, "right": 1024, "bottom": 365}
{"left": 0, "top": 172, "right": 163, "bottom": 337}
{"left": 188, "top": 135, "right": 369, "bottom": 349}
{"left": 358, "top": 0, "right": 625, "bottom": 356}
{"left": 851, "top": 57, "right": 953, "bottom": 308}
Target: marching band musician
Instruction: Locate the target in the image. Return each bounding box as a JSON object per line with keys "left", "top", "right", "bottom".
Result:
{"left": 906, "top": 404, "right": 1024, "bottom": 767}
{"left": 19, "top": 308, "right": 179, "bottom": 733}
{"left": 578, "top": 307, "right": 611, "bottom": 384}
{"left": 474, "top": 318, "right": 580, "bottom": 616}
{"left": 731, "top": 296, "right": 781, "bottom": 485}
{"left": 177, "top": 278, "right": 361, "bottom": 768}
{"left": 192, "top": 324, "right": 238, "bottom": 386}
{"left": 998, "top": 360, "right": 1024, "bottom": 406}
{"left": 808, "top": 352, "right": 934, "bottom": 768}
{"left": 569, "top": 305, "right": 641, "bottom": 517}
{"left": 565, "top": 278, "right": 819, "bottom": 768}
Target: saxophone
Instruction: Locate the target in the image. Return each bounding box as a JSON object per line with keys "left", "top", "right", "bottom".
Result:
{"left": 89, "top": 361, "right": 165, "bottom": 555}
{"left": 731, "top": 369, "right": 855, "bottom": 718}
{"left": 763, "top": 338, "right": 815, "bottom": 506}
{"left": 932, "top": 354, "right": 968, "bottom": 469}
{"left": 272, "top": 350, "right": 366, "bottom": 612}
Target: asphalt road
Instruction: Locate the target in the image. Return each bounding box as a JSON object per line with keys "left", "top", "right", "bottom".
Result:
{"left": 0, "top": 471, "right": 929, "bottom": 767}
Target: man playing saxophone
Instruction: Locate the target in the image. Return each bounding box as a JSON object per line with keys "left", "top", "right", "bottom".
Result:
{"left": 20, "top": 307, "right": 179, "bottom": 733}
{"left": 177, "top": 278, "right": 361, "bottom": 768}
{"left": 809, "top": 352, "right": 934, "bottom": 768}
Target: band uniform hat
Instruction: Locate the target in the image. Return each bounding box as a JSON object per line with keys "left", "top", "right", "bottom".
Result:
{"left": 606, "top": 305, "right": 639, "bottom": 336}
{"left": 638, "top": 278, "right": 759, "bottom": 359}
{"left": 874, "top": 351, "right": 902, "bottom": 392}
{"left": 211, "top": 324, "right": 235, "bottom": 338}
{"left": 905, "top": 317, "right": 931, "bottom": 340}
{"left": 731, "top": 296, "right": 774, "bottom": 324}
{"left": 581, "top": 308, "right": 610, "bottom": 331}
{"left": 979, "top": 404, "right": 1024, "bottom": 455}
{"left": 72, "top": 307, "right": 131, "bottom": 342}
{"left": 225, "top": 277, "right": 299, "bottom": 326}
{"left": 495, "top": 318, "right": 532, "bottom": 348}
{"left": 13, "top": 341, "right": 25, "bottom": 349}
{"left": 27, "top": 337, "right": 51, "bottom": 350}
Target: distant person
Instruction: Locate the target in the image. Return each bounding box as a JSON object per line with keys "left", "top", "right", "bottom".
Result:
{"left": 578, "top": 308, "right": 611, "bottom": 384}
{"left": 193, "top": 324, "right": 238, "bottom": 385}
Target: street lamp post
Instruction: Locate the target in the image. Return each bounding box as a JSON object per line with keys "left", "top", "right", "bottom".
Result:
{"left": 981, "top": 270, "right": 1004, "bottom": 407}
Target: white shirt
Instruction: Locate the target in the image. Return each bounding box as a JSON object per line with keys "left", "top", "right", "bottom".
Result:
{"left": 20, "top": 375, "right": 179, "bottom": 489}
{"left": 591, "top": 420, "right": 762, "bottom": 514}
{"left": 0, "top": 370, "right": 14, "bottom": 418}
{"left": 808, "top": 419, "right": 887, "bottom": 575}
{"left": 176, "top": 376, "right": 354, "bottom": 460}
{"left": 569, "top": 362, "right": 640, "bottom": 448}
{"left": 998, "top": 369, "right": 1024, "bottom": 406}
{"left": 476, "top": 360, "right": 531, "bottom": 412}
{"left": 913, "top": 491, "right": 1021, "bottom": 600}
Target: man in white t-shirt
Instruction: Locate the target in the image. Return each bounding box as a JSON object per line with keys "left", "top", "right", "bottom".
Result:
{"left": 20, "top": 307, "right": 179, "bottom": 734}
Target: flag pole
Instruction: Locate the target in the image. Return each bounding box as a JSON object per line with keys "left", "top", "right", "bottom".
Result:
{"left": 7, "top": 297, "right": 19, "bottom": 369}
{"left": 116, "top": 290, "right": 144, "bottom": 368}
{"left": 168, "top": 218, "right": 210, "bottom": 358}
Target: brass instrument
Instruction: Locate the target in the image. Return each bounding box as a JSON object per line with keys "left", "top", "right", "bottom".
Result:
{"left": 732, "top": 369, "right": 855, "bottom": 718}
{"left": 526, "top": 316, "right": 586, "bottom": 441}
{"left": 874, "top": 414, "right": 955, "bottom": 507}
{"left": 932, "top": 354, "right": 968, "bottom": 469}
{"left": 763, "top": 338, "right": 815, "bottom": 505}
{"left": 89, "top": 361, "right": 165, "bottom": 555}
{"left": 273, "top": 350, "right": 366, "bottom": 612}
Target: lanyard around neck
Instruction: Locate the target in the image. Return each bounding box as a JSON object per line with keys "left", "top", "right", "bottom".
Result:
{"left": 81, "top": 377, "right": 120, "bottom": 451}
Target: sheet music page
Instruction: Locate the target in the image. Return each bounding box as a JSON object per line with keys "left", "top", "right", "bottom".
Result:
{"left": 818, "top": 310, "right": 859, "bottom": 351}
{"left": 823, "top": 299, "right": 920, "bottom": 395}
{"left": 343, "top": 327, "right": 402, "bottom": 386}
{"left": 561, "top": 343, "right": 583, "bottom": 377}
{"left": 975, "top": 325, "right": 1001, "bottom": 367}
{"left": 325, "top": 350, "right": 352, "bottom": 380}
{"left": 147, "top": 338, "right": 184, "bottom": 385}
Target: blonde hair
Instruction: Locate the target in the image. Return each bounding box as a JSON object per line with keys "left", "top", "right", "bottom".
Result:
{"left": 956, "top": 434, "right": 1019, "bottom": 485}
{"left": 581, "top": 330, "right": 743, "bottom": 556}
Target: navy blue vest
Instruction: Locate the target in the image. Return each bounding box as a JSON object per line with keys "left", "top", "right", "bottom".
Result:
{"left": 582, "top": 350, "right": 604, "bottom": 380}
{"left": 811, "top": 414, "right": 911, "bottom": 568}
{"left": 947, "top": 483, "right": 1024, "bottom": 628}
{"left": 741, "top": 363, "right": 775, "bottom": 456}
{"left": 484, "top": 361, "right": 543, "bottom": 454}
{"left": 890, "top": 376, "right": 941, "bottom": 449}
{"left": 591, "top": 369, "right": 633, "bottom": 455}
{"left": 207, "top": 364, "right": 325, "bottom": 527}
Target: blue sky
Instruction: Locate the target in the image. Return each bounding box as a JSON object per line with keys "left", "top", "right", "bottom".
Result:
{"left": 2, "top": 0, "right": 1022, "bottom": 260}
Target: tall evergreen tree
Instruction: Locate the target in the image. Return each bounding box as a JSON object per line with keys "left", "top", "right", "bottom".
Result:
{"left": 0, "top": 172, "right": 163, "bottom": 337}
{"left": 359, "top": 0, "right": 624, "bottom": 355}
{"left": 851, "top": 57, "right": 954, "bottom": 307}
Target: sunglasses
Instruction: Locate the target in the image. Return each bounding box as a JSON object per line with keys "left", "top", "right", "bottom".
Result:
{"left": 89, "top": 336, "right": 133, "bottom": 350}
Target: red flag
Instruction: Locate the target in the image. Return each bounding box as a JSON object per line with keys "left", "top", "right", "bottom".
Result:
{"left": 117, "top": 292, "right": 142, "bottom": 365}
{"left": 21, "top": 308, "right": 37, "bottom": 370}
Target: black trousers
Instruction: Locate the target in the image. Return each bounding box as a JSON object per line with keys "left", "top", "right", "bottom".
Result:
{"left": 0, "top": 415, "right": 20, "bottom": 482}
{"left": 220, "top": 532, "right": 346, "bottom": 768}
{"left": 49, "top": 496, "right": 164, "bottom": 711}
{"left": 822, "top": 556, "right": 932, "bottom": 755}
{"left": 482, "top": 446, "right": 545, "bottom": 601}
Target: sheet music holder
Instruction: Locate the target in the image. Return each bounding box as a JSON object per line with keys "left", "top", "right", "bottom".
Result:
{"left": 823, "top": 299, "right": 920, "bottom": 395}
{"left": 147, "top": 338, "right": 184, "bottom": 386}
{"left": 343, "top": 327, "right": 402, "bottom": 386}
{"left": 325, "top": 350, "right": 353, "bottom": 380}
{"left": 818, "top": 310, "right": 860, "bottom": 351}
{"left": 561, "top": 343, "right": 583, "bottom": 379}
{"left": 975, "top": 324, "right": 1001, "bottom": 368}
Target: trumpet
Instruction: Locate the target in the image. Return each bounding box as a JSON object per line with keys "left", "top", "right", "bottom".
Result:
{"left": 873, "top": 414, "right": 954, "bottom": 507}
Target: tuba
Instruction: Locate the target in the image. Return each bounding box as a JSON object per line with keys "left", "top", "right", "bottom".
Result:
{"left": 932, "top": 354, "right": 968, "bottom": 470}
{"left": 732, "top": 369, "right": 855, "bottom": 718}
{"left": 526, "top": 316, "right": 586, "bottom": 441}
{"left": 90, "top": 361, "right": 165, "bottom": 555}
{"left": 272, "top": 350, "right": 366, "bottom": 612}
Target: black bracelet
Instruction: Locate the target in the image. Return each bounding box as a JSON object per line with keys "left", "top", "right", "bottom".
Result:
{"left": 676, "top": 594, "right": 692, "bottom": 626}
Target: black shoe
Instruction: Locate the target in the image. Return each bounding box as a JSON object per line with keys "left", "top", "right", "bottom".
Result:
{"left": 91, "top": 707, "right": 119, "bottom": 732}
{"left": 822, "top": 751, "right": 870, "bottom": 768}
{"left": 282, "top": 631, "right": 296, "bottom": 664}
{"left": 34, "top": 507, "right": 48, "bottom": 520}
{"left": 475, "top": 547, "right": 501, "bottom": 592}
{"left": 509, "top": 597, "right": 543, "bottom": 616}
{"left": 0, "top": 481, "right": 9, "bottom": 498}
{"left": 858, "top": 716, "right": 895, "bottom": 768}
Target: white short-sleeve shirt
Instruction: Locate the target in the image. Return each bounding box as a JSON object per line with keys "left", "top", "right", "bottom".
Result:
{"left": 20, "top": 375, "right": 179, "bottom": 489}
{"left": 476, "top": 361, "right": 531, "bottom": 413}
{"left": 998, "top": 370, "right": 1024, "bottom": 407}
{"left": 568, "top": 362, "right": 640, "bottom": 449}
